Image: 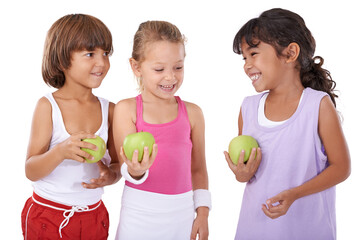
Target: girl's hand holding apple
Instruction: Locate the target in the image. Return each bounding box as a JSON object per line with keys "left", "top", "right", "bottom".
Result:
{"left": 120, "top": 144, "right": 158, "bottom": 180}
{"left": 224, "top": 147, "right": 262, "bottom": 182}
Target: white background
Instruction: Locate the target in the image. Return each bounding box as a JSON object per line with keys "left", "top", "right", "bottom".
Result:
{"left": 1, "top": 0, "right": 359, "bottom": 239}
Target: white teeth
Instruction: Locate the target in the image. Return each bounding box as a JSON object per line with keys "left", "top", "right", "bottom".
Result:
{"left": 161, "top": 84, "right": 174, "bottom": 89}
{"left": 250, "top": 74, "right": 260, "bottom": 81}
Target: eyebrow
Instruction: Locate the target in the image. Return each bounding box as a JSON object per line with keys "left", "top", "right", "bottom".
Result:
{"left": 246, "top": 45, "right": 258, "bottom": 51}
{"left": 153, "top": 59, "right": 184, "bottom": 64}
{"left": 241, "top": 44, "right": 259, "bottom": 56}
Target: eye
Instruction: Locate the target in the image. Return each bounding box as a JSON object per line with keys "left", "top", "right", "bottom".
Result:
{"left": 155, "top": 69, "right": 164, "bottom": 72}
{"left": 85, "top": 52, "right": 94, "bottom": 57}
{"left": 250, "top": 52, "right": 258, "bottom": 56}
{"left": 103, "top": 51, "right": 110, "bottom": 57}
{"left": 175, "top": 66, "right": 183, "bottom": 70}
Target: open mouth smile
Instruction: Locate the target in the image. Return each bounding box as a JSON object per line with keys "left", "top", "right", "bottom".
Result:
{"left": 249, "top": 73, "right": 261, "bottom": 81}
{"left": 160, "top": 84, "right": 175, "bottom": 91}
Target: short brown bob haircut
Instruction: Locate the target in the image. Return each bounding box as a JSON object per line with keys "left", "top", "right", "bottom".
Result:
{"left": 42, "top": 14, "right": 113, "bottom": 88}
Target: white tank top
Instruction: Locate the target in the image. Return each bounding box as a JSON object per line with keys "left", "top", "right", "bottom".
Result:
{"left": 258, "top": 91, "right": 304, "bottom": 127}
{"left": 32, "top": 93, "right": 111, "bottom": 206}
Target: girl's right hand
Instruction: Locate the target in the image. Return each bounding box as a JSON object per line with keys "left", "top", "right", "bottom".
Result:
{"left": 120, "top": 144, "right": 158, "bottom": 179}
{"left": 57, "top": 132, "right": 98, "bottom": 163}
{"left": 224, "top": 147, "right": 262, "bottom": 182}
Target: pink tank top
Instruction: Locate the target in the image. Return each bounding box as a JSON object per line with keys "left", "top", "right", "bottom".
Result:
{"left": 125, "top": 95, "right": 193, "bottom": 194}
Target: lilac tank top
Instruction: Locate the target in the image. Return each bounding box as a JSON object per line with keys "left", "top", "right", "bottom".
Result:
{"left": 235, "top": 88, "right": 336, "bottom": 240}
{"left": 125, "top": 95, "right": 193, "bottom": 194}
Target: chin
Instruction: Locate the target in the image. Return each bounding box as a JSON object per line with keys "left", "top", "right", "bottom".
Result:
{"left": 159, "top": 87, "right": 178, "bottom": 96}
{"left": 253, "top": 83, "right": 267, "bottom": 93}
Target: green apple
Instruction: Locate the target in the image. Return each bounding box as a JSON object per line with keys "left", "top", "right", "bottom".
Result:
{"left": 81, "top": 136, "right": 106, "bottom": 163}
{"left": 123, "top": 132, "right": 155, "bottom": 162}
{"left": 228, "top": 135, "right": 259, "bottom": 164}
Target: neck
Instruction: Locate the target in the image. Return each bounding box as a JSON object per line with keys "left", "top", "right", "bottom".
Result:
{"left": 268, "top": 70, "right": 304, "bottom": 102}
{"left": 141, "top": 91, "right": 177, "bottom": 105}
{"left": 56, "top": 84, "right": 95, "bottom": 101}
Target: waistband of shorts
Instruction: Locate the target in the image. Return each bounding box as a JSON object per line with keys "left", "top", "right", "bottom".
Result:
{"left": 122, "top": 186, "right": 194, "bottom": 213}
{"left": 32, "top": 192, "right": 102, "bottom": 210}
{"left": 32, "top": 192, "right": 103, "bottom": 238}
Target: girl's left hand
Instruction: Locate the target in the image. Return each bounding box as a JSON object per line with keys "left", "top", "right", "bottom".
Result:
{"left": 82, "top": 161, "right": 116, "bottom": 189}
{"left": 262, "top": 189, "right": 297, "bottom": 219}
{"left": 191, "top": 207, "right": 209, "bottom": 240}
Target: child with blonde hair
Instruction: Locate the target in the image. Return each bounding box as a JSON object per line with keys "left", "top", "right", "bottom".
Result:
{"left": 113, "top": 21, "right": 211, "bottom": 240}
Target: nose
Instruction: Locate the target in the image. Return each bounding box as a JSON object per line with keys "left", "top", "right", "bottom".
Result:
{"left": 94, "top": 49, "right": 110, "bottom": 68}
{"left": 165, "top": 69, "right": 176, "bottom": 81}
{"left": 243, "top": 60, "right": 253, "bottom": 75}
{"left": 243, "top": 59, "right": 252, "bottom": 71}
{"left": 95, "top": 55, "right": 106, "bottom": 67}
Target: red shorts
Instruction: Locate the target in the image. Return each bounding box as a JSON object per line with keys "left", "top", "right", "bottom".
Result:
{"left": 21, "top": 193, "right": 109, "bottom": 240}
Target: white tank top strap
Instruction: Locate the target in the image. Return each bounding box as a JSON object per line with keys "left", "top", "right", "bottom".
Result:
{"left": 44, "top": 93, "right": 70, "bottom": 141}
{"left": 44, "top": 93, "right": 109, "bottom": 137}
{"left": 97, "top": 96, "right": 109, "bottom": 135}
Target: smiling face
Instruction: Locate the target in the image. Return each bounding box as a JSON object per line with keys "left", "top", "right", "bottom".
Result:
{"left": 241, "top": 39, "right": 288, "bottom": 92}
{"left": 131, "top": 40, "right": 185, "bottom": 100}
{"left": 63, "top": 48, "right": 110, "bottom": 89}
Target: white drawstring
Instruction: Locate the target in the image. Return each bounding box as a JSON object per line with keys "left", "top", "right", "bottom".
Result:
{"left": 58, "top": 205, "right": 89, "bottom": 238}
{"left": 32, "top": 196, "right": 101, "bottom": 238}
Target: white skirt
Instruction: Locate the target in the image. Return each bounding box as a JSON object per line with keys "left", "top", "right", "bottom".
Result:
{"left": 115, "top": 185, "right": 195, "bottom": 240}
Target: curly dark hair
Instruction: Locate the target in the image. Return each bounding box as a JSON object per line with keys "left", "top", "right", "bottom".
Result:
{"left": 233, "top": 8, "right": 338, "bottom": 107}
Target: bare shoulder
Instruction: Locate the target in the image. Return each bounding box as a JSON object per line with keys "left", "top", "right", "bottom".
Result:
{"left": 319, "top": 95, "right": 338, "bottom": 122}
{"left": 34, "top": 96, "right": 52, "bottom": 117}
{"left": 115, "top": 97, "right": 136, "bottom": 112}
{"left": 318, "top": 95, "right": 342, "bottom": 140}
{"left": 114, "top": 97, "right": 137, "bottom": 123}
{"left": 27, "top": 96, "right": 53, "bottom": 155}
{"left": 184, "top": 101, "right": 204, "bottom": 128}
{"left": 184, "top": 101, "right": 203, "bottom": 115}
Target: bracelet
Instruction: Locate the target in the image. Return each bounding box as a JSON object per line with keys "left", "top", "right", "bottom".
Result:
{"left": 193, "top": 189, "right": 212, "bottom": 211}
{"left": 120, "top": 163, "right": 149, "bottom": 185}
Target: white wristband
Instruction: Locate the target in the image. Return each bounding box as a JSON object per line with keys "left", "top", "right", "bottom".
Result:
{"left": 193, "top": 189, "right": 212, "bottom": 211}
{"left": 121, "top": 163, "right": 149, "bottom": 185}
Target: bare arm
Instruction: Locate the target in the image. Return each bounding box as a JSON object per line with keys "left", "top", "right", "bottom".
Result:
{"left": 83, "top": 102, "right": 122, "bottom": 189}
{"left": 238, "top": 107, "right": 243, "bottom": 135}
{"left": 106, "top": 102, "right": 121, "bottom": 182}
{"left": 263, "top": 96, "right": 351, "bottom": 219}
{"left": 25, "top": 97, "right": 96, "bottom": 181}
{"left": 187, "top": 102, "right": 208, "bottom": 191}
{"left": 186, "top": 102, "right": 209, "bottom": 240}
{"left": 113, "top": 98, "right": 137, "bottom": 169}
{"left": 295, "top": 96, "right": 350, "bottom": 195}
{"left": 112, "top": 98, "right": 157, "bottom": 180}
{"left": 224, "top": 107, "right": 262, "bottom": 182}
